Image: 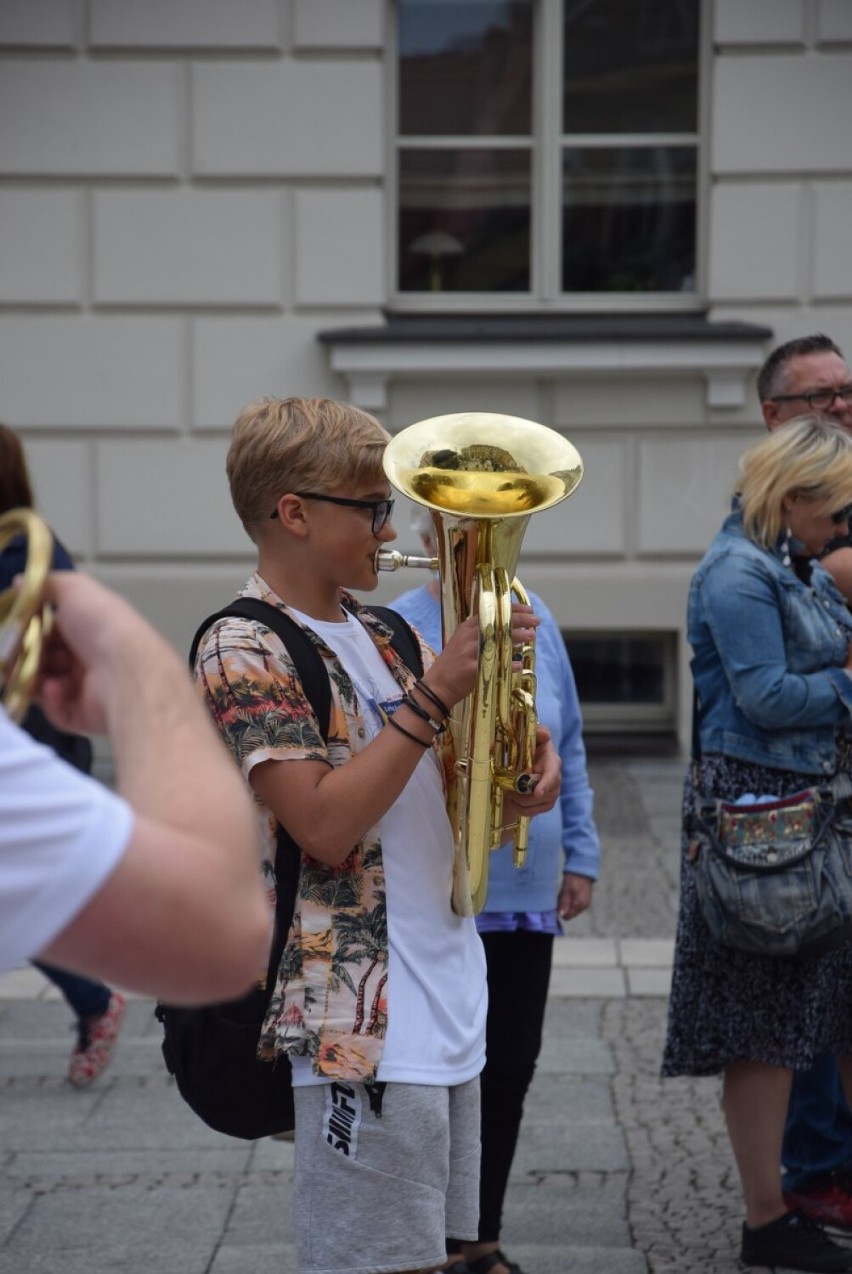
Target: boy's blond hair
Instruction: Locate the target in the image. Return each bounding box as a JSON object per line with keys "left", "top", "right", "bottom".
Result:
{"left": 227, "top": 397, "right": 391, "bottom": 542}
{"left": 737, "top": 414, "right": 852, "bottom": 547}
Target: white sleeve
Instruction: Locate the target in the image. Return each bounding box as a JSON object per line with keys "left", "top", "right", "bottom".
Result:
{"left": 0, "top": 709, "right": 134, "bottom": 972}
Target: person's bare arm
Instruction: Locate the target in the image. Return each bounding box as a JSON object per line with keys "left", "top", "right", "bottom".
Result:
{"left": 34, "top": 571, "right": 271, "bottom": 1003}
{"left": 250, "top": 615, "right": 483, "bottom": 864}
{"left": 821, "top": 547, "right": 852, "bottom": 607}
{"left": 250, "top": 607, "right": 559, "bottom": 866}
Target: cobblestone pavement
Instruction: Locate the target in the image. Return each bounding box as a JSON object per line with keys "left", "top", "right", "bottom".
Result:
{"left": 9, "top": 751, "right": 841, "bottom": 1272}
{"left": 603, "top": 998, "right": 742, "bottom": 1274}
{"left": 575, "top": 756, "right": 746, "bottom": 1273}
{"left": 581, "top": 756, "right": 683, "bottom": 939}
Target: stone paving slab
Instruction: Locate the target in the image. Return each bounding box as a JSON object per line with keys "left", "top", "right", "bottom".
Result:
{"left": 5, "top": 753, "right": 782, "bottom": 1274}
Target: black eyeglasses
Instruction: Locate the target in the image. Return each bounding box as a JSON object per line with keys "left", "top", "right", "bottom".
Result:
{"left": 832, "top": 505, "right": 852, "bottom": 526}
{"left": 270, "top": 491, "right": 395, "bottom": 535}
{"left": 771, "top": 386, "right": 852, "bottom": 411}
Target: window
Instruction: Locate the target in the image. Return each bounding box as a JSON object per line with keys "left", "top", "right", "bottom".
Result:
{"left": 395, "top": 0, "right": 702, "bottom": 307}
{"left": 565, "top": 631, "right": 679, "bottom": 743}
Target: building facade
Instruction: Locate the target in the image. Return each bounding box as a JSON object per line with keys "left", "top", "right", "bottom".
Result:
{"left": 1, "top": 0, "right": 851, "bottom": 747}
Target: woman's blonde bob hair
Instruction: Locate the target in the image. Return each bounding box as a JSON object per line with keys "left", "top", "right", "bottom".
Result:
{"left": 737, "top": 414, "right": 852, "bottom": 548}
{"left": 227, "top": 397, "right": 391, "bottom": 542}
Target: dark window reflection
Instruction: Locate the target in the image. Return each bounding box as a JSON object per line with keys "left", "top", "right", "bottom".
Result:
{"left": 561, "top": 145, "right": 695, "bottom": 292}
{"left": 399, "top": 148, "right": 531, "bottom": 292}
{"left": 563, "top": 0, "right": 699, "bottom": 133}
{"left": 567, "top": 635, "right": 665, "bottom": 705}
{"left": 399, "top": 1, "right": 533, "bottom": 137}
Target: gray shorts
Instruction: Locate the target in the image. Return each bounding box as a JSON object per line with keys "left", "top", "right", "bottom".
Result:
{"left": 293, "top": 1077, "right": 480, "bottom": 1274}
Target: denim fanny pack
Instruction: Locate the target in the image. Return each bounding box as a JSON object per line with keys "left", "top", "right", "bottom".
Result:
{"left": 687, "top": 782, "right": 852, "bottom": 957}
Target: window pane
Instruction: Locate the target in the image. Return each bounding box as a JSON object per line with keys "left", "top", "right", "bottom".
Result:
{"left": 563, "top": 0, "right": 699, "bottom": 134}
{"left": 399, "top": 148, "right": 531, "bottom": 292}
{"left": 561, "top": 145, "right": 695, "bottom": 292}
{"left": 399, "top": 1, "right": 533, "bottom": 137}
{"left": 567, "top": 636, "right": 665, "bottom": 705}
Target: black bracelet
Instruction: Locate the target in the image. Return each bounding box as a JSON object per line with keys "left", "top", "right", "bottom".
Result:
{"left": 402, "top": 693, "right": 444, "bottom": 734}
{"left": 387, "top": 714, "right": 431, "bottom": 748}
{"left": 415, "top": 679, "right": 450, "bottom": 721}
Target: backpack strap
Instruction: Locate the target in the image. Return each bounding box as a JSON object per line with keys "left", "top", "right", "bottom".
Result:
{"left": 190, "top": 598, "right": 423, "bottom": 939}
{"left": 369, "top": 605, "right": 425, "bottom": 681}
{"left": 190, "top": 597, "right": 331, "bottom": 737}
{"left": 190, "top": 597, "right": 330, "bottom": 975}
{"left": 190, "top": 599, "right": 425, "bottom": 725}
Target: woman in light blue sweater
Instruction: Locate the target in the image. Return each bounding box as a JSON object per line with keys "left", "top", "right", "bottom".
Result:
{"left": 392, "top": 524, "right": 600, "bottom": 1274}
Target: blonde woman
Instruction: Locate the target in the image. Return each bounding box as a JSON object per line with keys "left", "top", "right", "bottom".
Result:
{"left": 663, "top": 417, "right": 852, "bottom": 1272}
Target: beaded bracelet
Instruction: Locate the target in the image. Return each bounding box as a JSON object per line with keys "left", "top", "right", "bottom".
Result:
{"left": 414, "top": 679, "right": 450, "bottom": 721}
{"left": 401, "top": 693, "right": 444, "bottom": 734}
{"left": 387, "top": 714, "right": 431, "bottom": 748}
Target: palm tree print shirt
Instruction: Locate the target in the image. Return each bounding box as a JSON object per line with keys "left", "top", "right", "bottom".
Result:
{"left": 194, "top": 573, "right": 450, "bottom": 1084}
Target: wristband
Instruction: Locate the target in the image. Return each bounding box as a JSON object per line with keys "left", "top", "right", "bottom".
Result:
{"left": 415, "top": 679, "right": 450, "bottom": 721}
{"left": 387, "top": 714, "right": 431, "bottom": 748}
{"left": 402, "top": 693, "right": 444, "bottom": 734}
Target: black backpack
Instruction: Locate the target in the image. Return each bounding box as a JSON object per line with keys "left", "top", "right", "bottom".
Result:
{"left": 155, "top": 598, "right": 422, "bottom": 1140}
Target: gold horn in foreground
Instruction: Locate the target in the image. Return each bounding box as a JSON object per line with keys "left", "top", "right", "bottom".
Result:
{"left": 0, "top": 508, "right": 53, "bottom": 722}
{"left": 377, "top": 413, "right": 583, "bottom": 916}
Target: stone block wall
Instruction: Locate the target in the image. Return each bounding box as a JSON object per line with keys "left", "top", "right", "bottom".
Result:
{"left": 709, "top": 0, "right": 852, "bottom": 349}
{"left": 0, "top": 0, "right": 850, "bottom": 746}
{"left": 0, "top": 0, "right": 387, "bottom": 654}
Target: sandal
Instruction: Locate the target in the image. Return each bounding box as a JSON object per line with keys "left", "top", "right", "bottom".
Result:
{"left": 467, "top": 1252, "right": 524, "bottom": 1274}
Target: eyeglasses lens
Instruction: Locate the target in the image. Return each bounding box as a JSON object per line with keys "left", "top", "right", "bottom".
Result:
{"left": 372, "top": 500, "right": 394, "bottom": 534}
{"left": 811, "top": 388, "right": 852, "bottom": 409}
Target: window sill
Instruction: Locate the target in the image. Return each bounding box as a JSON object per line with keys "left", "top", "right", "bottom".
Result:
{"left": 317, "top": 312, "right": 772, "bottom": 411}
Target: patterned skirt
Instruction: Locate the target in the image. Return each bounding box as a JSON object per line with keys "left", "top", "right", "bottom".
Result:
{"left": 661, "top": 749, "right": 852, "bottom": 1077}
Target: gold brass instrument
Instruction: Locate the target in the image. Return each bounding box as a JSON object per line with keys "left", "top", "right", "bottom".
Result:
{"left": 377, "top": 412, "right": 583, "bottom": 916}
{"left": 0, "top": 508, "right": 53, "bottom": 722}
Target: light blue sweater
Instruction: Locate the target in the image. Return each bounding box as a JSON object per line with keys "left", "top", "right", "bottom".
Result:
{"left": 391, "top": 584, "right": 600, "bottom": 913}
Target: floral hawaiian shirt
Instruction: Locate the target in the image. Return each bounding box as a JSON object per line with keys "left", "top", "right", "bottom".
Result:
{"left": 194, "top": 573, "right": 451, "bottom": 1084}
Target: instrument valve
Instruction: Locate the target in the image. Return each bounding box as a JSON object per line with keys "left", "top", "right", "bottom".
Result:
{"left": 493, "top": 767, "right": 538, "bottom": 794}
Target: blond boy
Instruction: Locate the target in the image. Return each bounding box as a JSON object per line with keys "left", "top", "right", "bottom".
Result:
{"left": 195, "top": 398, "right": 559, "bottom": 1274}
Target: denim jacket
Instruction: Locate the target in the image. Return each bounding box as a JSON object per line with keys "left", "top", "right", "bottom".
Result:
{"left": 689, "top": 509, "right": 852, "bottom": 777}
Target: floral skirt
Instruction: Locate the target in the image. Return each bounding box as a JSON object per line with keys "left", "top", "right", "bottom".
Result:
{"left": 661, "top": 750, "right": 852, "bottom": 1077}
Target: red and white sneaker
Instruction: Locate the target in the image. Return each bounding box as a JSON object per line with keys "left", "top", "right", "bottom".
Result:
{"left": 68, "top": 991, "right": 127, "bottom": 1087}
{"left": 784, "top": 1170, "right": 852, "bottom": 1235}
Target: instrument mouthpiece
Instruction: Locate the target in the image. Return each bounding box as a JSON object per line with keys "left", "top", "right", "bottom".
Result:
{"left": 374, "top": 549, "right": 439, "bottom": 573}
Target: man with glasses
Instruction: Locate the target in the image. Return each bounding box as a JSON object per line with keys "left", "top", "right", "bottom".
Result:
{"left": 760, "top": 333, "right": 852, "bottom": 433}
{"left": 758, "top": 333, "right": 852, "bottom": 1234}
{"left": 762, "top": 335, "right": 852, "bottom": 596}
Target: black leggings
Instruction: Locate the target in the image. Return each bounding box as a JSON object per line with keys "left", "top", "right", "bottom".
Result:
{"left": 478, "top": 929, "right": 554, "bottom": 1241}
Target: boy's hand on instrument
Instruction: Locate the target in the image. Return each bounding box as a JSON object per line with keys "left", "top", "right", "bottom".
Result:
{"left": 510, "top": 601, "right": 539, "bottom": 647}
{"left": 506, "top": 724, "right": 561, "bottom": 818}
{"left": 426, "top": 614, "right": 480, "bottom": 708}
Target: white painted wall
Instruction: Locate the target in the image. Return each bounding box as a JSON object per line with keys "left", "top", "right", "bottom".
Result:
{"left": 0, "top": 0, "right": 850, "bottom": 749}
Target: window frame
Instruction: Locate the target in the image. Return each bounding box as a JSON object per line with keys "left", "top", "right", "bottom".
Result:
{"left": 564, "top": 629, "right": 680, "bottom": 738}
{"left": 388, "top": 0, "right": 712, "bottom": 314}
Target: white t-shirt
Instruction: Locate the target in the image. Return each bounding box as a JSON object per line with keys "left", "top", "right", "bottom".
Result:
{"left": 0, "top": 707, "right": 133, "bottom": 971}
{"left": 287, "top": 608, "right": 487, "bottom": 1087}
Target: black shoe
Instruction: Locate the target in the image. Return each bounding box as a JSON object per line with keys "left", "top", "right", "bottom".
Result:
{"left": 741, "top": 1209, "right": 852, "bottom": 1271}
{"left": 467, "top": 1252, "right": 524, "bottom": 1274}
